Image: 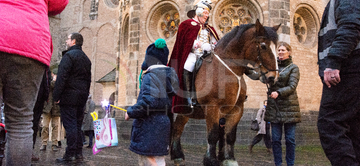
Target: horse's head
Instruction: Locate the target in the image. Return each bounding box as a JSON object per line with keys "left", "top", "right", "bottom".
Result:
{"left": 244, "top": 19, "right": 281, "bottom": 85}
{"left": 214, "top": 19, "right": 281, "bottom": 85}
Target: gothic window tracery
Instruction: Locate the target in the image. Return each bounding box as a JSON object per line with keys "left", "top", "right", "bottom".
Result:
{"left": 218, "top": 4, "right": 253, "bottom": 34}
{"left": 293, "top": 6, "right": 319, "bottom": 47}
{"left": 293, "top": 14, "right": 307, "bottom": 43}
{"left": 160, "top": 12, "right": 180, "bottom": 39}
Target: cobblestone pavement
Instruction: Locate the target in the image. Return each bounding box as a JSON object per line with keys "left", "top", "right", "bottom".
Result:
{"left": 27, "top": 134, "right": 331, "bottom": 166}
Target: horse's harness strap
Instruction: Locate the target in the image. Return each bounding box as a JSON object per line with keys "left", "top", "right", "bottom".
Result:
{"left": 213, "top": 53, "right": 241, "bottom": 104}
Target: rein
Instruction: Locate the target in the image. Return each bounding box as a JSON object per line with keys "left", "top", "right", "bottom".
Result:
{"left": 227, "top": 40, "right": 278, "bottom": 76}
{"left": 261, "top": 63, "right": 293, "bottom": 122}
{"left": 213, "top": 53, "right": 242, "bottom": 105}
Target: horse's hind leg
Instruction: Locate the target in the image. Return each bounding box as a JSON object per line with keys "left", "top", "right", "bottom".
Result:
{"left": 171, "top": 114, "right": 189, "bottom": 165}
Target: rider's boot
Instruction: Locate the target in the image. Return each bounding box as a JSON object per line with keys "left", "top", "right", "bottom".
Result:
{"left": 190, "top": 73, "right": 198, "bottom": 106}
{"left": 183, "top": 70, "right": 194, "bottom": 108}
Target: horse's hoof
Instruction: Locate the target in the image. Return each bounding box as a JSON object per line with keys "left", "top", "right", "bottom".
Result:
{"left": 174, "top": 158, "right": 185, "bottom": 166}
{"left": 203, "top": 157, "right": 220, "bottom": 166}
{"left": 221, "top": 160, "right": 239, "bottom": 166}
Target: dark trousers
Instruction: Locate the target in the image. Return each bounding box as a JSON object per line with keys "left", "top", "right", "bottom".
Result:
{"left": 318, "top": 75, "right": 360, "bottom": 166}
{"left": 0, "top": 52, "right": 45, "bottom": 165}
{"left": 251, "top": 122, "right": 272, "bottom": 149}
{"left": 84, "top": 130, "right": 94, "bottom": 146}
{"left": 60, "top": 105, "right": 85, "bottom": 156}
{"left": 32, "top": 99, "right": 45, "bottom": 149}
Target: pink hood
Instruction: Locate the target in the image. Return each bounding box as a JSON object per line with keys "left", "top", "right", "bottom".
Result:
{"left": 0, "top": 0, "right": 68, "bottom": 66}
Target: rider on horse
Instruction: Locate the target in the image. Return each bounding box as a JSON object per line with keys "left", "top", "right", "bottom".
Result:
{"left": 168, "top": 0, "right": 219, "bottom": 110}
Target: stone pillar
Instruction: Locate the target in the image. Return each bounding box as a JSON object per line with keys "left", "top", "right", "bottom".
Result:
{"left": 89, "top": 0, "right": 99, "bottom": 20}
{"left": 126, "top": 0, "right": 141, "bottom": 105}
{"left": 269, "top": 0, "right": 290, "bottom": 43}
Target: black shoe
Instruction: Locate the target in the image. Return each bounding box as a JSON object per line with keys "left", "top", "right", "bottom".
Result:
{"left": 31, "top": 154, "right": 39, "bottom": 161}
{"left": 75, "top": 154, "right": 84, "bottom": 161}
{"left": 249, "top": 145, "right": 254, "bottom": 153}
{"left": 55, "top": 156, "right": 75, "bottom": 163}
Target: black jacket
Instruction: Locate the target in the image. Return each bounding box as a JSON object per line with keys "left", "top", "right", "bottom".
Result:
{"left": 53, "top": 45, "right": 91, "bottom": 106}
{"left": 264, "top": 57, "right": 301, "bottom": 123}
{"left": 318, "top": 0, "right": 360, "bottom": 77}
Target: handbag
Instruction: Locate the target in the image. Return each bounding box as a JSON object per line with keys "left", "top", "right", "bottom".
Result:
{"left": 93, "top": 117, "right": 119, "bottom": 149}
{"left": 251, "top": 120, "right": 259, "bottom": 131}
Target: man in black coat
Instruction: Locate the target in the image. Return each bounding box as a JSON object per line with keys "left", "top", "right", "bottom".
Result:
{"left": 317, "top": 0, "right": 360, "bottom": 165}
{"left": 53, "top": 32, "right": 91, "bottom": 163}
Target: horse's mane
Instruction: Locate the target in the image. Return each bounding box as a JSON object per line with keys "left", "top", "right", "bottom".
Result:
{"left": 215, "top": 24, "right": 254, "bottom": 49}
{"left": 215, "top": 23, "right": 279, "bottom": 50}
{"left": 264, "top": 26, "right": 279, "bottom": 43}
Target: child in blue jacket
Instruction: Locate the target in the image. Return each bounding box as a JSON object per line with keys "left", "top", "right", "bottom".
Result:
{"left": 125, "top": 38, "right": 179, "bottom": 165}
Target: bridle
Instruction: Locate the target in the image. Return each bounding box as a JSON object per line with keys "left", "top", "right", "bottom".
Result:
{"left": 256, "top": 42, "right": 278, "bottom": 73}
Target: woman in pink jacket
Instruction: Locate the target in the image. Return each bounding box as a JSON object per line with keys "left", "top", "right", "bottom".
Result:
{"left": 0, "top": 0, "right": 68, "bottom": 165}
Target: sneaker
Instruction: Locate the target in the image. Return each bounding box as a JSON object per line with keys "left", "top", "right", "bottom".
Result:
{"left": 52, "top": 145, "right": 59, "bottom": 152}
{"left": 55, "top": 155, "right": 75, "bottom": 163}
{"left": 39, "top": 145, "right": 46, "bottom": 151}
{"left": 31, "top": 154, "right": 39, "bottom": 161}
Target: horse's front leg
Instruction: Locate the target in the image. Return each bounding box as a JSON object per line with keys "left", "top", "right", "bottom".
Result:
{"left": 203, "top": 117, "right": 220, "bottom": 166}
{"left": 171, "top": 114, "right": 189, "bottom": 165}
{"left": 221, "top": 113, "right": 242, "bottom": 166}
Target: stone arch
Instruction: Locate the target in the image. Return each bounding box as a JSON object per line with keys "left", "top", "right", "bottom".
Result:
{"left": 292, "top": 4, "right": 320, "bottom": 48}
{"left": 79, "top": 28, "right": 94, "bottom": 60}
{"left": 79, "top": 27, "right": 95, "bottom": 96}
{"left": 212, "top": 0, "right": 263, "bottom": 37}
{"left": 94, "top": 23, "right": 116, "bottom": 102}
{"left": 146, "top": 1, "right": 180, "bottom": 43}
{"left": 122, "top": 14, "right": 130, "bottom": 54}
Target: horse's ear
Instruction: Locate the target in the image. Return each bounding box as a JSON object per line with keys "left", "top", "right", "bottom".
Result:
{"left": 255, "top": 19, "right": 265, "bottom": 36}
{"left": 272, "top": 23, "right": 282, "bottom": 32}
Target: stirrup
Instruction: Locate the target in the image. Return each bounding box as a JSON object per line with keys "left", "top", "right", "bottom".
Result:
{"left": 186, "top": 98, "right": 194, "bottom": 108}
{"left": 191, "top": 98, "right": 198, "bottom": 107}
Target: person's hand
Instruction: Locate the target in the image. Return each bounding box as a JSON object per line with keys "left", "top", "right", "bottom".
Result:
{"left": 270, "top": 91, "right": 279, "bottom": 99}
{"left": 125, "top": 113, "right": 130, "bottom": 121}
{"left": 324, "top": 68, "right": 340, "bottom": 88}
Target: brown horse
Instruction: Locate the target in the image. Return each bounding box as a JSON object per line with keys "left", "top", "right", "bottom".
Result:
{"left": 170, "top": 19, "right": 281, "bottom": 166}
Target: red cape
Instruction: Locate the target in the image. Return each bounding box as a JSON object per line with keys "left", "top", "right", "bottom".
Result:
{"left": 168, "top": 19, "right": 219, "bottom": 113}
